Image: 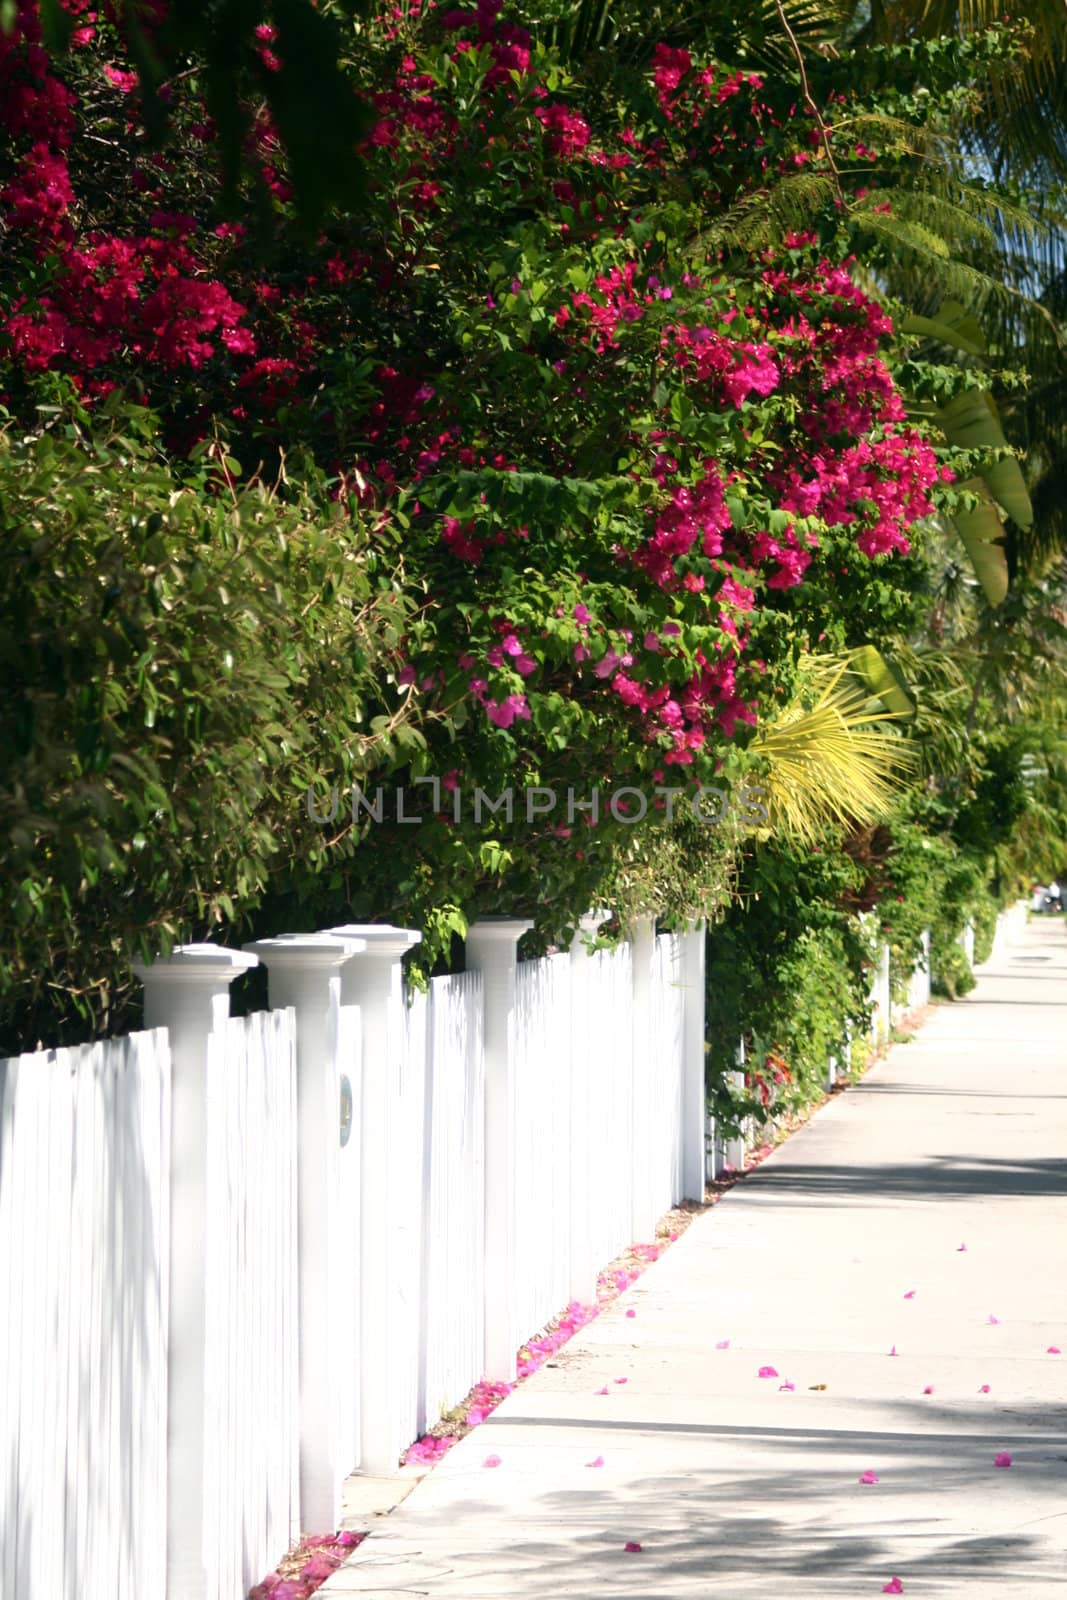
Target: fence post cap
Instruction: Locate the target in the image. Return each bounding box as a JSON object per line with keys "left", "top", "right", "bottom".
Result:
{"left": 132, "top": 942, "right": 259, "bottom": 984}
{"left": 466, "top": 917, "right": 534, "bottom": 944}
{"left": 243, "top": 931, "right": 366, "bottom": 969}
{"left": 327, "top": 923, "right": 421, "bottom": 959}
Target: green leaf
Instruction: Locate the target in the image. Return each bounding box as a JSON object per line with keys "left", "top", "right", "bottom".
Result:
{"left": 951, "top": 480, "right": 1010, "bottom": 606}
{"left": 900, "top": 300, "right": 986, "bottom": 356}
{"left": 937, "top": 389, "right": 1033, "bottom": 530}
{"left": 38, "top": 0, "right": 74, "bottom": 52}
{"left": 669, "top": 389, "right": 693, "bottom": 424}
{"left": 849, "top": 645, "right": 915, "bottom": 718}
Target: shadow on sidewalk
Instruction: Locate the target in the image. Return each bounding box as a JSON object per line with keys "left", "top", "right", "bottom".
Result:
{"left": 736, "top": 1155, "right": 1067, "bottom": 1203}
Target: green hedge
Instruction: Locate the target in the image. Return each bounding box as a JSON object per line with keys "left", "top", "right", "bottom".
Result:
{"left": 0, "top": 409, "right": 413, "bottom": 1051}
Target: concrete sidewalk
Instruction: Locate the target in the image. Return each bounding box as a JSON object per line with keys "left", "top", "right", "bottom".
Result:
{"left": 326, "top": 919, "right": 1067, "bottom": 1599}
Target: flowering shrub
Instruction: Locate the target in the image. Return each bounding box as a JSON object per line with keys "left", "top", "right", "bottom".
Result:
{"left": 0, "top": 0, "right": 982, "bottom": 1037}
{"left": 0, "top": 3, "right": 948, "bottom": 767}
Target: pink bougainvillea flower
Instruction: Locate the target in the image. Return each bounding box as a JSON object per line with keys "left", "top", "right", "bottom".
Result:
{"left": 715, "top": 1339, "right": 730, "bottom": 1349}
{"left": 988, "top": 1314, "right": 1001, "bottom": 1325}
{"left": 758, "top": 1366, "right": 778, "bottom": 1378}
{"left": 903, "top": 1290, "right": 916, "bottom": 1300}
{"left": 979, "top": 1384, "right": 991, "bottom": 1393}
{"left": 586, "top": 1455, "right": 605, "bottom": 1468}
{"left": 483, "top": 1454, "right": 502, "bottom": 1468}
{"left": 859, "top": 1470, "right": 879, "bottom": 1484}
{"left": 922, "top": 1385, "right": 935, "bottom": 1395}
{"left": 624, "top": 1541, "right": 643, "bottom": 1553}
{"left": 994, "top": 1452, "right": 1012, "bottom": 1468}
{"left": 779, "top": 1380, "right": 796, "bottom": 1392}
{"left": 594, "top": 1386, "right": 610, "bottom": 1395}
{"left": 626, "top": 1309, "right": 636, "bottom": 1318}
{"left": 1047, "top": 1346, "right": 1062, "bottom": 1354}
{"left": 613, "top": 1376, "right": 629, "bottom": 1384}
{"left": 889, "top": 1345, "right": 898, "bottom": 1356}
{"left": 957, "top": 1243, "right": 967, "bottom": 1252}
{"left": 882, "top": 1580, "right": 904, "bottom": 1595}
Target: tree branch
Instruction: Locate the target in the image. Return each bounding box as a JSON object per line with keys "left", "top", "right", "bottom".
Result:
{"left": 772, "top": 0, "right": 844, "bottom": 204}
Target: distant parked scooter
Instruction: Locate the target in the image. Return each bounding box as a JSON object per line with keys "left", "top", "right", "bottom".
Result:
{"left": 1044, "top": 881, "right": 1063, "bottom": 913}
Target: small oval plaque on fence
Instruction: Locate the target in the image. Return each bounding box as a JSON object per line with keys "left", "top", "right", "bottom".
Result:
{"left": 339, "top": 1074, "right": 353, "bottom": 1147}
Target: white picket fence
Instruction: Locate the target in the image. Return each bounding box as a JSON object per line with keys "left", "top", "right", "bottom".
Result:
{"left": 0, "top": 1031, "right": 171, "bottom": 1600}
{"left": 0, "top": 915, "right": 705, "bottom": 1600}
{"left": 862, "top": 921, "right": 933, "bottom": 1045}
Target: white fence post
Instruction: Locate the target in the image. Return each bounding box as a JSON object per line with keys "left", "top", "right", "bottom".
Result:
{"left": 992, "top": 901, "right": 1027, "bottom": 959}
{"left": 680, "top": 921, "right": 706, "bottom": 1202}
{"left": 725, "top": 1038, "right": 746, "bottom": 1172}
{"left": 705, "top": 1105, "right": 719, "bottom": 1184}
{"left": 466, "top": 918, "right": 534, "bottom": 1385}
{"left": 133, "top": 943, "right": 258, "bottom": 1600}
{"left": 629, "top": 915, "right": 657, "bottom": 1239}
{"left": 243, "top": 932, "right": 364, "bottom": 1531}
{"left": 330, "top": 924, "right": 421, "bottom": 1477}
{"left": 869, "top": 940, "right": 890, "bottom": 1044}
{"left": 918, "top": 929, "right": 931, "bottom": 1005}
{"left": 568, "top": 911, "right": 611, "bottom": 1308}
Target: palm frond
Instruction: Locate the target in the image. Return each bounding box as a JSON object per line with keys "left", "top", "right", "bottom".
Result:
{"left": 686, "top": 169, "right": 840, "bottom": 255}
{"left": 751, "top": 655, "right": 915, "bottom": 845}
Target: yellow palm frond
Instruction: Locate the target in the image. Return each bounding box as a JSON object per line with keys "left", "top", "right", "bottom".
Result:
{"left": 751, "top": 654, "right": 915, "bottom": 845}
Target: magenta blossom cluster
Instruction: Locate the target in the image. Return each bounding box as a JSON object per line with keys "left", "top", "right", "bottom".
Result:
{"left": 0, "top": 3, "right": 257, "bottom": 388}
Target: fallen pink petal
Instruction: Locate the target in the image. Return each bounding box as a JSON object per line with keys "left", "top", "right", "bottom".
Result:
{"left": 1047, "top": 1346, "right": 1061, "bottom": 1354}
{"left": 586, "top": 1455, "right": 605, "bottom": 1467}
{"left": 859, "top": 1470, "right": 879, "bottom": 1484}
{"left": 758, "top": 1365, "right": 779, "bottom": 1378}
{"left": 882, "top": 1580, "right": 904, "bottom": 1595}
{"left": 988, "top": 1314, "right": 1001, "bottom": 1325}
{"left": 922, "top": 1385, "right": 935, "bottom": 1394}
{"left": 300, "top": 1556, "right": 337, "bottom": 1582}
{"left": 613, "top": 1376, "right": 629, "bottom": 1385}
{"left": 715, "top": 1339, "right": 731, "bottom": 1349}
{"left": 979, "top": 1384, "right": 991, "bottom": 1393}
{"left": 994, "top": 1452, "right": 1012, "bottom": 1468}
{"left": 624, "top": 1541, "right": 643, "bottom": 1553}
{"left": 625, "top": 1309, "right": 636, "bottom": 1318}
{"left": 483, "top": 1454, "right": 502, "bottom": 1468}
{"left": 903, "top": 1290, "right": 916, "bottom": 1299}
{"left": 889, "top": 1345, "right": 898, "bottom": 1356}
{"left": 594, "top": 1386, "right": 610, "bottom": 1396}
{"left": 779, "top": 1380, "right": 796, "bottom": 1391}
{"left": 958, "top": 1243, "right": 967, "bottom": 1252}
